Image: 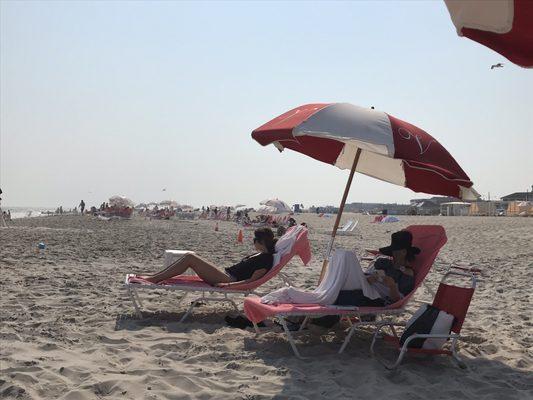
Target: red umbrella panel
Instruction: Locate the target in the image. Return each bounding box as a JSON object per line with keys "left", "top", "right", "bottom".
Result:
{"left": 445, "top": 0, "right": 533, "bottom": 68}
{"left": 252, "top": 103, "right": 479, "bottom": 201}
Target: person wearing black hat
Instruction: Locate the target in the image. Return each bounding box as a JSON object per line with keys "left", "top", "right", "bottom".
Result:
{"left": 335, "top": 230, "right": 420, "bottom": 307}
{"left": 309, "top": 230, "right": 421, "bottom": 329}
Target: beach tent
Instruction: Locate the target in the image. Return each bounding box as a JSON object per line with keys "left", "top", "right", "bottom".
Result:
{"left": 440, "top": 202, "right": 471, "bottom": 216}
{"left": 259, "top": 199, "right": 292, "bottom": 214}
{"left": 444, "top": 0, "right": 533, "bottom": 67}
{"left": 252, "top": 103, "right": 478, "bottom": 279}
{"left": 109, "top": 196, "right": 134, "bottom": 208}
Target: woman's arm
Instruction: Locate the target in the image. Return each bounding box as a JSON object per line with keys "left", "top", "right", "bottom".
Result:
{"left": 215, "top": 268, "right": 268, "bottom": 288}
{"left": 382, "top": 276, "right": 401, "bottom": 302}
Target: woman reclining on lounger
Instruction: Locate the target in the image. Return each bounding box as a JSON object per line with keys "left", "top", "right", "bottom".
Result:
{"left": 140, "top": 228, "right": 276, "bottom": 288}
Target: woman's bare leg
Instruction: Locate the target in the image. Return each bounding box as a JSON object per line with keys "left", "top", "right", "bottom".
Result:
{"left": 145, "top": 254, "right": 232, "bottom": 285}
{"left": 143, "top": 257, "right": 190, "bottom": 283}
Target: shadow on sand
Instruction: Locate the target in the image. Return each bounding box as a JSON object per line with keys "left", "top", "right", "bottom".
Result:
{"left": 114, "top": 310, "right": 532, "bottom": 400}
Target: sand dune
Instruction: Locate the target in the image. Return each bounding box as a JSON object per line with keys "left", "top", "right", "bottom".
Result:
{"left": 1, "top": 214, "right": 532, "bottom": 399}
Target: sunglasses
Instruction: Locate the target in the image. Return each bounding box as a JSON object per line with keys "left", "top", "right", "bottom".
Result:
{"left": 253, "top": 237, "right": 260, "bottom": 243}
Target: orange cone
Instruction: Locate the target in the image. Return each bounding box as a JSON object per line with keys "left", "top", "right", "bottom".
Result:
{"left": 215, "top": 222, "right": 219, "bottom": 231}
{"left": 237, "top": 229, "right": 243, "bottom": 243}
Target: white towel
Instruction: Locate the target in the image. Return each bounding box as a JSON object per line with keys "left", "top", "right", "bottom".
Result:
{"left": 272, "top": 225, "right": 305, "bottom": 266}
{"left": 261, "top": 249, "right": 381, "bottom": 305}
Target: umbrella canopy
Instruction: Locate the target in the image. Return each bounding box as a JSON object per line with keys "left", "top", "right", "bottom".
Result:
{"left": 252, "top": 103, "right": 478, "bottom": 200}
{"left": 109, "top": 196, "right": 134, "bottom": 208}
{"left": 259, "top": 199, "right": 292, "bottom": 214}
{"left": 445, "top": 0, "right": 533, "bottom": 67}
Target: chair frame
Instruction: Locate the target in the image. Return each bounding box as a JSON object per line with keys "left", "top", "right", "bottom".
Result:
{"left": 369, "top": 266, "right": 478, "bottom": 369}
{"left": 124, "top": 272, "right": 294, "bottom": 322}
{"left": 245, "top": 225, "right": 448, "bottom": 358}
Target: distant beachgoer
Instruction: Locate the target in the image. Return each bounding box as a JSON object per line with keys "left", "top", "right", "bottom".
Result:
{"left": 139, "top": 228, "right": 277, "bottom": 286}
{"left": 59, "top": 206, "right": 63, "bottom": 214}
{"left": 226, "top": 207, "right": 231, "bottom": 220}
{"left": 79, "top": 200, "right": 85, "bottom": 214}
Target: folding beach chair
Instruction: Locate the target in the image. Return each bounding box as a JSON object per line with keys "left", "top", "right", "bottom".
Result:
{"left": 370, "top": 266, "right": 478, "bottom": 369}
{"left": 124, "top": 226, "right": 311, "bottom": 322}
{"left": 336, "top": 220, "right": 358, "bottom": 236}
{"left": 340, "top": 220, "right": 353, "bottom": 232}
{"left": 243, "top": 225, "right": 447, "bottom": 358}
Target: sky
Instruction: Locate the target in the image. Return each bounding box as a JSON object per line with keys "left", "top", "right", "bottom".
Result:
{"left": 1, "top": 0, "right": 532, "bottom": 209}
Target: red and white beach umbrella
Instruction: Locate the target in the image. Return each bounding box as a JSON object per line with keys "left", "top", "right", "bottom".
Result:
{"left": 445, "top": 0, "right": 533, "bottom": 68}
{"left": 252, "top": 103, "right": 479, "bottom": 279}
{"left": 252, "top": 103, "right": 478, "bottom": 201}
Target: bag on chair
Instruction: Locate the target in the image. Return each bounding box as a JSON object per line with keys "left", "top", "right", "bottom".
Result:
{"left": 400, "top": 304, "right": 455, "bottom": 349}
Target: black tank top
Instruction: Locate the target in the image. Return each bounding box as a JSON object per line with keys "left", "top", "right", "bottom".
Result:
{"left": 225, "top": 252, "right": 274, "bottom": 281}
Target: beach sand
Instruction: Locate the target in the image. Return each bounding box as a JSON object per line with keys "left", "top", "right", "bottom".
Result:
{"left": 1, "top": 214, "right": 532, "bottom": 399}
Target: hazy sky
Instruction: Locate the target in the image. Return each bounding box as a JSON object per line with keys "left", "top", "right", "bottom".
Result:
{"left": 1, "top": 1, "right": 532, "bottom": 208}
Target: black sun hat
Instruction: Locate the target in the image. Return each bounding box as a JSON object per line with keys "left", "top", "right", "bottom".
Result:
{"left": 379, "top": 231, "right": 421, "bottom": 259}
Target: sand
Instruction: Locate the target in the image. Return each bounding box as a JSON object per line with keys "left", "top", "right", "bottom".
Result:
{"left": 1, "top": 213, "right": 532, "bottom": 399}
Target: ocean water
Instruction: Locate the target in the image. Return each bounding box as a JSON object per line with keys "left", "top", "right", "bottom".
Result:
{"left": 1, "top": 206, "right": 58, "bottom": 219}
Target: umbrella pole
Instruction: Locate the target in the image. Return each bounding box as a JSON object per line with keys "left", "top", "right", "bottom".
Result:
{"left": 318, "top": 148, "right": 362, "bottom": 283}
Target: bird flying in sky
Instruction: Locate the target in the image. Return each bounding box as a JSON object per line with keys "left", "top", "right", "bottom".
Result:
{"left": 490, "top": 63, "right": 504, "bottom": 69}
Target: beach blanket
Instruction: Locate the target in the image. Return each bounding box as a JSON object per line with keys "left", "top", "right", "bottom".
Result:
{"left": 261, "top": 249, "right": 381, "bottom": 305}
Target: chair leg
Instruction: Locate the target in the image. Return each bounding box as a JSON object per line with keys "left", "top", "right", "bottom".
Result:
{"left": 298, "top": 316, "right": 309, "bottom": 332}
{"left": 389, "top": 346, "right": 408, "bottom": 370}
{"left": 339, "top": 320, "right": 359, "bottom": 354}
{"left": 128, "top": 287, "right": 142, "bottom": 318}
{"left": 179, "top": 300, "right": 198, "bottom": 323}
{"left": 279, "top": 317, "right": 303, "bottom": 358}
{"left": 451, "top": 338, "right": 467, "bottom": 369}
{"left": 133, "top": 287, "right": 143, "bottom": 308}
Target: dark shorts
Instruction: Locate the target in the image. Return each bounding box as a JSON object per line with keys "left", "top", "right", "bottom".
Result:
{"left": 224, "top": 269, "right": 237, "bottom": 282}
{"left": 335, "top": 290, "right": 385, "bottom": 307}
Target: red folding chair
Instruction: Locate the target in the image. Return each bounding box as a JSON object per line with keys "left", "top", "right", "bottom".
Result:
{"left": 370, "top": 267, "right": 478, "bottom": 369}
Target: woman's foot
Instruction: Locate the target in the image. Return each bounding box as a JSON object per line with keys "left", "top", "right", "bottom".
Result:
{"left": 137, "top": 275, "right": 158, "bottom": 283}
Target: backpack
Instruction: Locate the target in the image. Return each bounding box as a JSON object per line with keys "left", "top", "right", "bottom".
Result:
{"left": 400, "top": 304, "right": 455, "bottom": 349}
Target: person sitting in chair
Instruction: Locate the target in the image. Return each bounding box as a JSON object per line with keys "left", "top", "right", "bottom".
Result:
{"left": 140, "top": 228, "right": 276, "bottom": 288}
{"left": 307, "top": 230, "right": 419, "bottom": 328}
{"left": 336, "top": 230, "right": 419, "bottom": 307}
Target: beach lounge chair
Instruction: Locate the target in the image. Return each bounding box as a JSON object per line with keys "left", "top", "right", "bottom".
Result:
{"left": 335, "top": 219, "right": 358, "bottom": 235}
{"left": 370, "top": 266, "right": 478, "bottom": 369}
{"left": 243, "top": 225, "right": 447, "bottom": 358}
{"left": 124, "top": 226, "right": 311, "bottom": 322}
{"left": 340, "top": 220, "right": 354, "bottom": 232}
